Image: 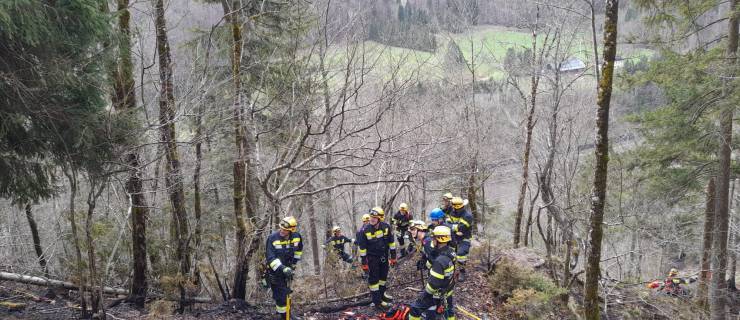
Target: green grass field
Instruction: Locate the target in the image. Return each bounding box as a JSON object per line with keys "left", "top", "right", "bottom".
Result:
{"left": 323, "top": 25, "right": 653, "bottom": 84}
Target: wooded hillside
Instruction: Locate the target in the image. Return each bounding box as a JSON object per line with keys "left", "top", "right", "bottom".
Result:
{"left": 0, "top": 0, "right": 738, "bottom": 319}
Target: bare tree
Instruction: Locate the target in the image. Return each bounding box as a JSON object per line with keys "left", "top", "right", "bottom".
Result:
{"left": 583, "top": 0, "right": 619, "bottom": 318}
{"left": 154, "top": 0, "right": 192, "bottom": 310}
{"left": 109, "top": 0, "right": 150, "bottom": 307}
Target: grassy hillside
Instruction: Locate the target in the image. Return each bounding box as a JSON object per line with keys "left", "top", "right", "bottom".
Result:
{"left": 324, "top": 25, "right": 653, "bottom": 83}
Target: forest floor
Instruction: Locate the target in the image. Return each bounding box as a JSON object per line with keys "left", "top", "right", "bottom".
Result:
{"left": 0, "top": 243, "right": 737, "bottom": 319}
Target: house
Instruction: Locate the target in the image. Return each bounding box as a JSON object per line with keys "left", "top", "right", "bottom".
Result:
{"left": 558, "top": 57, "right": 586, "bottom": 73}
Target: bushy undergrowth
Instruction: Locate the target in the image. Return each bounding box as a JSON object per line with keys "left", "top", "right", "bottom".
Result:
{"left": 488, "top": 258, "right": 566, "bottom": 319}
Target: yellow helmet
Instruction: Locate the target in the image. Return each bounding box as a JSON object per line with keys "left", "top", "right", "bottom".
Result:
{"left": 361, "top": 214, "right": 371, "bottom": 222}
{"left": 369, "top": 206, "right": 385, "bottom": 219}
{"left": 442, "top": 193, "right": 453, "bottom": 200}
{"left": 331, "top": 226, "right": 341, "bottom": 234}
{"left": 432, "top": 225, "right": 451, "bottom": 243}
{"left": 451, "top": 197, "right": 464, "bottom": 209}
{"left": 279, "top": 216, "right": 298, "bottom": 232}
{"left": 399, "top": 203, "right": 409, "bottom": 211}
{"left": 669, "top": 268, "right": 678, "bottom": 276}
{"left": 410, "top": 220, "right": 427, "bottom": 231}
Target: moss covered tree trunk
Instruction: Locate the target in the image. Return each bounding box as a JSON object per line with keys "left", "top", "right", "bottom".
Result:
{"left": 154, "top": 0, "right": 191, "bottom": 310}
{"left": 111, "top": 0, "right": 150, "bottom": 307}
{"left": 224, "top": 0, "right": 247, "bottom": 300}
{"left": 583, "top": 1, "right": 619, "bottom": 319}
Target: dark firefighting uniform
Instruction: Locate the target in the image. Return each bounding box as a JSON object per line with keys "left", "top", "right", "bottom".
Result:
{"left": 357, "top": 221, "right": 397, "bottom": 306}
{"left": 392, "top": 210, "right": 413, "bottom": 254}
{"left": 325, "top": 234, "right": 353, "bottom": 263}
{"left": 265, "top": 231, "right": 303, "bottom": 314}
{"left": 447, "top": 208, "right": 473, "bottom": 266}
{"left": 409, "top": 244, "right": 456, "bottom": 320}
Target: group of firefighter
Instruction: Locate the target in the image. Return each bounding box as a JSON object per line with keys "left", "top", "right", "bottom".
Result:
{"left": 264, "top": 192, "right": 472, "bottom": 319}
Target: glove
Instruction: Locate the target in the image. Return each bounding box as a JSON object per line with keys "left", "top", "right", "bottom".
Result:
{"left": 282, "top": 266, "right": 294, "bottom": 278}
{"left": 416, "top": 259, "right": 425, "bottom": 270}
{"left": 362, "top": 264, "right": 369, "bottom": 272}
{"left": 389, "top": 258, "right": 397, "bottom": 267}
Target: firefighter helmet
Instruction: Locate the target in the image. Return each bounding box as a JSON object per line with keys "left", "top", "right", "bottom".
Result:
{"left": 432, "top": 226, "right": 452, "bottom": 243}
{"left": 410, "top": 220, "right": 428, "bottom": 231}
{"left": 369, "top": 206, "right": 385, "bottom": 219}
{"left": 362, "top": 213, "right": 371, "bottom": 223}
{"left": 429, "top": 208, "right": 445, "bottom": 221}
{"left": 451, "top": 197, "right": 465, "bottom": 209}
{"left": 399, "top": 203, "right": 409, "bottom": 211}
{"left": 279, "top": 216, "right": 298, "bottom": 232}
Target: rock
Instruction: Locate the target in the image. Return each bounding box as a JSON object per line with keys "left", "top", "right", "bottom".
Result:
{"left": 499, "top": 248, "right": 546, "bottom": 270}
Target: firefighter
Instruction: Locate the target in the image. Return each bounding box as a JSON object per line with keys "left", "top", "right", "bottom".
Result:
{"left": 409, "top": 225, "right": 456, "bottom": 320}
{"left": 662, "top": 268, "right": 689, "bottom": 296}
{"left": 428, "top": 207, "right": 448, "bottom": 230}
{"left": 265, "top": 216, "right": 303, "bottom": 318}
{"left": 425, "top": 208, "right": 451, "bottom": 270}
{"left": 441, "top": 193, "right": 454, "bottom": 217}
{"left": 324, "top": 226, "right": 353, "bottom": 263}
{"left": 357, "top": 213, "right": 371, "bottom": 241}
{"left": 356, "top": 214, "right": 371, "bottom": 278}
{"left": 392, "top": 203, "right": 413, "bottom": 257}
{"left": 447, "top": 197, "right": 473, "bottom": 282}
{"left": 409, "top": 220, "right": 429, "bottom": 252}
{"left": 357, "top": 207, "right": 397, "bottom": 310}
{"left": 409, "top": 220, "right": 433, "bottom": 271}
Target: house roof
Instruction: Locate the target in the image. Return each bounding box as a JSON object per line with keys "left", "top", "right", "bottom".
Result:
{"left": 560, "top": 57, "right": 586, "bottom": 72}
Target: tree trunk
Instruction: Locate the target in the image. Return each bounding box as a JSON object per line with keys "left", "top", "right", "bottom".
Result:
{"left": 583, "top": 1, "right": 619, "bottom": 319}
{"left": 154, "top": 0, "right": 191, "bottom": 310}
{"left": 728, "top": 178, "right": 738, "bottom": 294}
{"left": 466, "top": 159, "right": 479, "bottom": 233}
{"left": 24, "top": 204, "right": 49, "bottom": 277}
{"left": 728, "top": 214, "right": 737, "bottom": 291}
{"left": 699, "top": 177, "right": 717, "bottom": 307}
{"left": 513, "top": 10, "right": 541, "bottom": 248}
{"left": 421, "top": 177, "right": 427, "bottom": 217}
{"left": 192, "top": 100, "right": 204, "bottom": 285}
{"left": 306, "top": 180, "right": 321, "bottom": 275}
{"left": 224, "top": 0, "right": 247, "bottom": 300}
{"left": 0, "top": 272, "right": 212, "bottom": 303}
{"left": 709, "top": 2, "right": 737, "bottom": 318}
{"left": 111, "top": 0, "right": 149, "bottom": 307}
{"left": 319, "top": 30, "right": 337, "bottom": 238}
{"left": 85, "top": 181, "right": 106, "bottom": 318}
{"left": 64, "top": 168, "right": 88, "bottom": 318}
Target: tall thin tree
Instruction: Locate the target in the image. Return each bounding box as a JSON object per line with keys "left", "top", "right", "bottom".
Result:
{"left": 154, "top": 0, "right": 192, "bottom": 310}
{"left": 698, "top": 177, "right": 716, "bottom": 307}
{"left": 583, "top": 0, "right": 619, "bottom": 319}
{"left": 709, "top": 2, "right": 738, "bottom": 318}
{"left": 110, "top": 0, "right": 150, "bottom": 307}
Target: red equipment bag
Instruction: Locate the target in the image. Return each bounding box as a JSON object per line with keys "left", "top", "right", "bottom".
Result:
{"left": 382, "top": 304, "right": 411, "bottom": 320}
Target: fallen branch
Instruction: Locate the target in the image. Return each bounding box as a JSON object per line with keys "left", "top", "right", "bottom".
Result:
{"left": 0, "top": 272, "right": 211, "bottom": 303}
{"left": 305, "top": 298, "right": 372, "bottom": 313}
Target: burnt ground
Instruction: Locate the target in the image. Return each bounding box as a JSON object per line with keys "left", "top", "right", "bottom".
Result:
{"left": 4, "top": 244, "right": 732, "bottom": 319}
{"left": 0, "top": 245, "right": 503, "bottom": 320}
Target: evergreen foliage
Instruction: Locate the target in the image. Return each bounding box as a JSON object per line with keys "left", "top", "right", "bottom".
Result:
{"left": 0, "top": 0, "right": 116, "bottom": 202}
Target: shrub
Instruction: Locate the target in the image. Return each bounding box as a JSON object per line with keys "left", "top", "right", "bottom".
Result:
{"left": 488, "top": 258, "right": 566, "bottom": 319}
